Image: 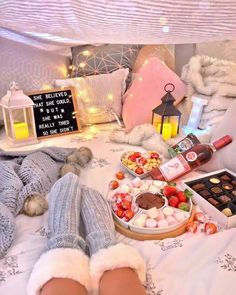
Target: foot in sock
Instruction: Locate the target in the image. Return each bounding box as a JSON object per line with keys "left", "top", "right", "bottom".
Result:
{"left": 27, "top": 173, "right": 90, "bottom": 295}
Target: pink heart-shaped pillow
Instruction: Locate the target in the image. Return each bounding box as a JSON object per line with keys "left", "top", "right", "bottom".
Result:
{"left": 122, "top": 57, "right": 187, "bottom": 131}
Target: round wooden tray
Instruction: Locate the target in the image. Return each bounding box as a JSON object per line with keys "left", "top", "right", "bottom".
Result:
{"left": 114, "top": 207, "right": 195, "bottom": 240}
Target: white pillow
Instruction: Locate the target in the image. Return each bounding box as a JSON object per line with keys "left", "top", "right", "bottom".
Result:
{"left": 54, "top": 68, "right": 129, "bottom": 125}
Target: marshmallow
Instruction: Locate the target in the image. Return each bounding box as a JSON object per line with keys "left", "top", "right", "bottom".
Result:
{"left": 132, "top": 177, "right": 143, "bottom": 188}
{"left": 157, "top": 219, "right": 169, "bottom": 228}
{"left": 166, "top": 216, "right": 177, "bottom": 226}
{"left": 145, "top": 218, "right": 157, "bottom": 228}
{"left": 156, "top": 210, "right": 165, "bottom": 221}
{"left": 148, "top": 185, "right": 159, "bottom": 194}
{"left": 120, "top": 184, "right": 131, "bottom": 193}
{"left": 163, "top": 206, "right": 174, "bottom": 216}
{"left": 140, "top": 183, "right": 149, "bottom": 191}
{"left": 133, "top": 213, "right": 147, "bottom": 227}
{"left": 146, "top": 207, "right": 159, "bottom": 219}
{"left": 173, "top": 212, "right": 186, "bottom": 222}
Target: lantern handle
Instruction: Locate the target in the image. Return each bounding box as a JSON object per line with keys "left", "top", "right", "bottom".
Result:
{"left": 9, "top": 81, "right": 20, "bottom": 91}
{"left": 164, "top": 83, "right": 175, "bottom": 93}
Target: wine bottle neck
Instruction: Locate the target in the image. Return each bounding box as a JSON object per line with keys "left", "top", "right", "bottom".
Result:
{"left": 212, "top": 135, "right": 232, "bottom": 150}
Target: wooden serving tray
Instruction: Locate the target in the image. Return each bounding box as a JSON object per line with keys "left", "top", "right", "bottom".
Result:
{"left": 114, "top": 206, "right": 195, "bottom": 240}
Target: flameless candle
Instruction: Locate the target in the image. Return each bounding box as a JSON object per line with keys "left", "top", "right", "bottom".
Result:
{"left": 13, "top": 122, "right": 29, "bottom": 139}
{"left": 170, "top": 122, "right": 178, "bottom": 137}
{"left": 162, "top": 123, "right": 172, "bottom": 141}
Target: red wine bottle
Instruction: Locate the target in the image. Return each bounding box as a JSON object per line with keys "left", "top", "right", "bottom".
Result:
{"left": 150, "top": 135, "right": 232, "bottom": 181}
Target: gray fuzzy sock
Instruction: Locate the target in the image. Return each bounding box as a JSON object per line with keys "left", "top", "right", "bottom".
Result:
{"left": 47, "top": 172, "right": 86, "bottom": 251}
{"left": 81, "top": 186, "right": 116, "bottom": 255}
{"left": 0, "top": 202, "right": 15, "bottom": 258}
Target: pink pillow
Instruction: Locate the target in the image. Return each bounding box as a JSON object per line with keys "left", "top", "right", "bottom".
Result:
{"left": 122, "top": 57, "right": 186, "bottom": 131}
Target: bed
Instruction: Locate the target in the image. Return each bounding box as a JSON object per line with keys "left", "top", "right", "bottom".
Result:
{"left": 1, "top": 1, "right": 236, "bottom": 294}
{"left": 0, "top": 122, "right": 236, "bottom": 295}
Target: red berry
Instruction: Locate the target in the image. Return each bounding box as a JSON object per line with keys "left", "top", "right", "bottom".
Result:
{"left": 137, "top": 157, "right": 147, "bottom": 166}
{"left": 150, "top": 152, "right": 159, "bottom": 159}
{"left": 205, "top": 223, "right": 217, "bottom": 235}
{"left": 128, "top": 154, "right": 137, "bottom": 162}
{"left": 124, "top": 210, "right": 134, "bottom": 221}
{"left": 178, "top": 202, "right": 190, "bottom": 212}
{"left": 133, "top": 152, "right": 141, "bottom": 158}
{"left": 186, "top": 221, "right": 198, "bottom": 233}
{"left": 110, "top": 180, "right": 119, "bottom": 190}
{"left": 121, "top": 200, "right": 132, "bottom": 210}
{"left": 116, "top": 171, "right": 125, "bottom": 180}
{"left": 168, "top": 196, "right": 179, "bottom": 207}
{"left": 176, "top": 191, "right": 187, "bottom": 203}
{"left": 116, "top": 208, "right": 125, "bottom": 218}
{"left": 163, "top": 185, "right": 177, "bottom": 197}
{"left": 135, "top": 167, "right": 144, "bottom": 175}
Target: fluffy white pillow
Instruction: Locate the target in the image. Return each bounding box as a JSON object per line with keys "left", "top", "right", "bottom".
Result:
{"left": 200, "top": 99, "right": 236, "bottom": 172}
{"left": 54, "top": 68, "right": 129, "bottom": 125}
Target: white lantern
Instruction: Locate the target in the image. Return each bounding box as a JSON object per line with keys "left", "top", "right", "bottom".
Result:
{"left": 0, "top": 82, "right": 39, "bottom": 146}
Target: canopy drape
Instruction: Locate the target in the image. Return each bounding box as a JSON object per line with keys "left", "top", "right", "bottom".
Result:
{"left": 0, "top": 0, "right": 236, "bottom": 50}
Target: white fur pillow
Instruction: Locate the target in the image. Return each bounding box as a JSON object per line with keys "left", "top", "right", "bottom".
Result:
{"left": 200, "top": 99, "right": 236, "bottom": 172}
{"left": 54, "top": 68, "right": 129, "bottom": 125}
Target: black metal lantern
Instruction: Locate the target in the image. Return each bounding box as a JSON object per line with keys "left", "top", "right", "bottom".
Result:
{"left": 152, "top": 83, "right": 181, "bottom": 140}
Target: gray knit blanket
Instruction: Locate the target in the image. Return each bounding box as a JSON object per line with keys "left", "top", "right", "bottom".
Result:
{"left": 0, "top": 147, "right": 75, "bottom": 259}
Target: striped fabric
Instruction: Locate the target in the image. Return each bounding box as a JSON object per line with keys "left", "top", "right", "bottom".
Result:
{"left": 0, "top": 0, "right": 236, "bottom": 47}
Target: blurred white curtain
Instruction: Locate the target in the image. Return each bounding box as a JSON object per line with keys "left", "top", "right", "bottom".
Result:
{"left": 0, "top": 0, "right": 236, "bottom": 49}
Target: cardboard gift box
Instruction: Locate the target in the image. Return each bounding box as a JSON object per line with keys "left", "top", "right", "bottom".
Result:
{"left": 182, "top": 169, "right": 236, "bottom": 229}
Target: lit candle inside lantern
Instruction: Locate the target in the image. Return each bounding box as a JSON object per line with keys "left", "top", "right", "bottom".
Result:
{"left": 170, "top": 122, "right": 178, "bottom": 137}
{"left": 13, "top": 122, "right": 29, "bottom": 139}
{"left": 161, "top": 123, "right": 172, "bottom": 141}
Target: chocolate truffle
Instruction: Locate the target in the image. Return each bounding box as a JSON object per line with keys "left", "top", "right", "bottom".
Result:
{"left": 136, "top": 192, "right": 165, "bottom": 210}
{"left": 199, "top": 189, "right": 211, "bottom": 198}
{"left": 218, "top": 195, "right": 231, "bottom": 203}
{"left": 220, "top": 174, "right": 232, "bottom": 182}
{"left": 209, "top": 177, "right": 220, "bottom": 184}
{"left": 231, "top": 180, "right": 236, "bottom": 187}
{"left": 222, "top": 183, "right": 233, "bottom": 191}
{"left": 208, "top": 197, "right": 220, "bottom": 206}
{"left": 221, "top": 208, "right": 233, "bottom": 217}
{"left": 192, "top": 183, "right": 206, "bottom": 191}
{"left": 231, "top": 190, "right": 236, "bottom": 197}
{"left": 210, "top": 187, "right": 223, "bottom": 194}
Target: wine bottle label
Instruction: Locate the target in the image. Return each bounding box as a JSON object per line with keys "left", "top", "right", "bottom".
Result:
{"left": 159, "top": 154, "right": 191, "bottom": 181}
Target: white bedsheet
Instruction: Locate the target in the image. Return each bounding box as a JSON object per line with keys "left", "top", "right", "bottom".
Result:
{"left": 0, "top": 123, "right": 236, "bottom": 295}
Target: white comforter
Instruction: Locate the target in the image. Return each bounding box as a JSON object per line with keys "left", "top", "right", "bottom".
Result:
{"left": 0, "top": 123, "right": 236, "bottom": 295}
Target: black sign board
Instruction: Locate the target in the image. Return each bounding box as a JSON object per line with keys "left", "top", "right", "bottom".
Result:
{"left": 28, "top": 87, "right": 80, "bottom": 138}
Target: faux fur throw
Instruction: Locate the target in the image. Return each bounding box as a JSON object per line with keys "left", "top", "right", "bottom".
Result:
{"left": 109, "top": 124, "right": 212, "bottom": 162}
{"left": 181, "top": 55, "right": 236, "bottom": 130}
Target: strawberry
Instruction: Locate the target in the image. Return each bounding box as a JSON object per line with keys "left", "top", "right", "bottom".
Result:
{"left": 168, "top": 196, "right": 179, "bottom": 208}
{"left": 135, "top": 167, "right": 144, "bottom": 174}
{"left": 116, "top": 208, "right": 125, "bottom": 218}
{"left": 133, "top": 152, "right": 141, "bottom": 158}
{"left": 110, "top": 180, "right": 119, "bottom": 190}
{"left": 128, "top": 154, "right": 137, "bottom": 162}
{"left": 176, "top": 191, "right": 187, "bottom": 203}
{"left": 124, "top": 210, "right": 134, "bottom": 221}
{"left": 162, "top": 185, "right": 177, "bottom": 197}
{"left": 178, "top": 202, "right": 190, "bottom": 212}
{"left": 116, "top": 171, "right": 125, "bottom": 180}
{"left": 150, "top": 152, "right": 159, "bottom": 159}
{"left": 137, "top": 157, "right": 147, "bottom": 166}
{"left": 121, "top": 199, "right": 132, "bottom": 210}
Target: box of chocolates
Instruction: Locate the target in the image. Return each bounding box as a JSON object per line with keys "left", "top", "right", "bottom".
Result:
{"left": 183, "top": 169, "right": 236, "bottom": 228}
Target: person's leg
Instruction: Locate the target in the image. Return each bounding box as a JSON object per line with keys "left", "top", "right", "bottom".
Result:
{"left": 81, "top": 186, "right": 147, "bottom": 295}
{"left": 41, "top": 278, "right": 87, "bottom": 295}
{"left": 100, "top": 267, "right": 147, "bottom": 295}
{"left": 27, "top": 173, "right": 90, "bottom": 295}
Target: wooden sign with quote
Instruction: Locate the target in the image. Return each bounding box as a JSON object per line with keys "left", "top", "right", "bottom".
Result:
{"left": 28, "top": 87, "right": 81, "bottom": 139}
